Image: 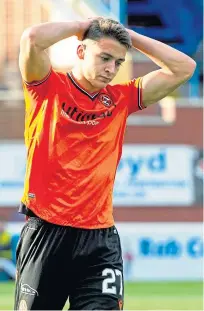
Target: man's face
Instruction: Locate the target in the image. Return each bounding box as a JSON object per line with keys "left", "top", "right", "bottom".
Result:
{"left": 80, "top": 37, "right": 127, "bottom": 90}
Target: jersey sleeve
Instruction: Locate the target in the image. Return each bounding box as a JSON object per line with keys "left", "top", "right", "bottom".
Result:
{"left": 120, "top": 77, "right": 146, "bottom": 115}
{"left": 22, "top": 68, "right": 60, "bottom": 111}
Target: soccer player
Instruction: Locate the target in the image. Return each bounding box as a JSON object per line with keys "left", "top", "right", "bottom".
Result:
{"left": 15, "top": 18, "right": 195, "bottom": 310}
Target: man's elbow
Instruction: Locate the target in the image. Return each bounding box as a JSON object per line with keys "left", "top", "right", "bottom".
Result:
{"left": 186, "top": 58, "right": 197, "bottom": 76}
{"left": 20, "top": 27, "right": 37, "bottom": 47}
{"left": 180, "top": 59, "right": 197, "bottom": 81}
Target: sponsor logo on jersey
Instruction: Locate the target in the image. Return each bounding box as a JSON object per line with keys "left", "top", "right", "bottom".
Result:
{"left": 61, "top": 101, "right": 116, "bottom": 125}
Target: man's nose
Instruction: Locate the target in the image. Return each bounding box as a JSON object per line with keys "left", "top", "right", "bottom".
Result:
{"left": 105, "top": 61, "right": 116, "bottom": 74}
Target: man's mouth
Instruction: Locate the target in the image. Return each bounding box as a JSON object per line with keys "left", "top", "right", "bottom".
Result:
{"left": 98, "top": 76, "right": 110, "bottom": 82}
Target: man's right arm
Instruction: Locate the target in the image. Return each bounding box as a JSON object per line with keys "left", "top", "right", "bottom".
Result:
{"left": 19, "top": 21, "right": 90, "bottom": 83}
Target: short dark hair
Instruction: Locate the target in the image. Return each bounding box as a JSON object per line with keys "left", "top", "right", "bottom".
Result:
{"left": 83, "top": 18, "right": 132, "bottom": 50}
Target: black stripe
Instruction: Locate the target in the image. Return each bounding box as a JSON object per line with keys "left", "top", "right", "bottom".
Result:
{"left": 137, "top": 78, "right": 142, "bottom": 110}
{"left": 67, "top": 72, "right": 99, "bottom": 101}
{"left": 137, "top": 82, "right": 140, "bottom": 110}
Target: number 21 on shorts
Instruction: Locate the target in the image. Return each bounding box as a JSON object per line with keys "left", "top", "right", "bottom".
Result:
{"left": 102, "top": 268, "right": 123, "bottom": 295}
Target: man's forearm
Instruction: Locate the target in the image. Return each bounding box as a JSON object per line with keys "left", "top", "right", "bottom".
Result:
{"left": 22, "top": 21, "right": 82, "bottom": 50}
{"left": 127, "top": 29, "right": 196, "bottom": 75}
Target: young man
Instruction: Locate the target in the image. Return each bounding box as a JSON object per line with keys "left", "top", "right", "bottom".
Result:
{"left": 15, "top": 18, "right": 196, "bottom": 310}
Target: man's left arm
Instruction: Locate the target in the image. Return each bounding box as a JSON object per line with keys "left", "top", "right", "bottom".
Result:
{"left": 127, "top": 29, "right": 196, "bottom": 107}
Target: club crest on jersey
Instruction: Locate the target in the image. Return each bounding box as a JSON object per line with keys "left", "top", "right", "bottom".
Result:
{"left": 99, "top": 94, "right": 113, "bottom": 107}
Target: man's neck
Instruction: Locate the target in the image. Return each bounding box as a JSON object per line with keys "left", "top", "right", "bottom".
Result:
{"left": 71, "top": 68, "right": 100, "bottom": 93}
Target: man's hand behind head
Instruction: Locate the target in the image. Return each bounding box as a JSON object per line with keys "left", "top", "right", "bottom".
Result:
{"left": 77, "top": 17, "right": 102, "bottom": 41}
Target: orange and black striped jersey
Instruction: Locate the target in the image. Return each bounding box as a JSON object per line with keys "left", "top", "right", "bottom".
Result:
{"left": 21, "top": 69, "right": 145, "bottom": 228}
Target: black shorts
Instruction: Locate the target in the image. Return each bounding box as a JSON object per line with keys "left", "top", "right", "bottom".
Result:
{"left": 14, "top": 217, "right": 124, "bottom": 310}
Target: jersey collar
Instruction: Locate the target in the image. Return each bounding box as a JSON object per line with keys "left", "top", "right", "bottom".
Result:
{"left": 67, "top": 72, "right": 100, "bottom": 101}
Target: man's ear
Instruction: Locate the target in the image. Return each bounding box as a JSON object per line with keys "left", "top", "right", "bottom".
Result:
{"left": 77, "top": 44, "right": 85, "bottom": 60}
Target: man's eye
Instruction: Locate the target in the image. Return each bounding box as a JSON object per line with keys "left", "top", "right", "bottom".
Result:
{"left": 116, "top": 62, "right": 122, "bottom": 67}
{"left": 101, "top": 56, "right": 109, "bottom": 61}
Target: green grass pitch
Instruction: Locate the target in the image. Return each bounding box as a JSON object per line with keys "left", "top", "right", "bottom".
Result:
{"left": 0, "top": 281, "right": 203, "bottom": 310}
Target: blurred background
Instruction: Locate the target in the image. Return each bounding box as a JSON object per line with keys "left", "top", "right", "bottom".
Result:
{"left": 0, "top": 0, "right": 203, "bottom": 310}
